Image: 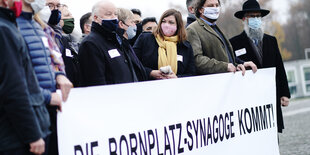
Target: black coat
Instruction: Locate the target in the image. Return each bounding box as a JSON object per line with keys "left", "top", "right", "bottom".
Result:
{"left": 0, "top": 8, "right": 49, "bottom": 151}
{"left": 78, "top": 22, "right": 147, "bottom": 87}
{"left": 133, "top": 32, "right": 196, "bottom": 78}
{"left": 230, "top": 31, "right": 291, "bottom": 132}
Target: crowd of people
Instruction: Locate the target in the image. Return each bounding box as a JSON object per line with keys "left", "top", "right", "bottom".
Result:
{"left": 0, "top": 0, "right": 290, "bottom": 154}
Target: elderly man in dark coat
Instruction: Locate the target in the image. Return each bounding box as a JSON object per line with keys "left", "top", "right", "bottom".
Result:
{"left": 229, "top": 0, "right": 291, "bottom": 133}
{"left": 79, "top": 1, "right": 147, "bottom": 87}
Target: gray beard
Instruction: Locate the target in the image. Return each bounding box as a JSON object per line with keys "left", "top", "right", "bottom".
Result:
{"left": 243, "top": 21, "right": 264, "bottom": 41}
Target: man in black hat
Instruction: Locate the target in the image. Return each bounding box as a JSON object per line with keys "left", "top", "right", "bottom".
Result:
{"left": 230, "top": 0, "right": 291, "bottom": 133}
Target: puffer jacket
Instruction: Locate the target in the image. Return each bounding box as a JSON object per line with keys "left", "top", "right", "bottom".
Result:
{"left": 17, "top": 12, "right": 60, "bottom": 105}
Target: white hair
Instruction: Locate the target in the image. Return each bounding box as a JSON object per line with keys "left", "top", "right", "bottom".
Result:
{"left": 91, "top": 0, "right": 114, "bottom": 20}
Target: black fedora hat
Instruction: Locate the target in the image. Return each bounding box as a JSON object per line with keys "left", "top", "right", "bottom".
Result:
{"left": 234, "top": 0, "right": 270, "bottom": 19}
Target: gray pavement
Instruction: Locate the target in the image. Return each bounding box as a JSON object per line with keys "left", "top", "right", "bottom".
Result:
{"left": 279, "top": 97, "right": 310, "bottom": 155}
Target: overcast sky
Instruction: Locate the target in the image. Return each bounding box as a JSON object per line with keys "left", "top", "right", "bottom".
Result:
{"left": 60, "top": 0, "right": 291, "bottom": 33}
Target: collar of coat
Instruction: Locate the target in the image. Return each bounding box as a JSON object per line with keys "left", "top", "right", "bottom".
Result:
{"left": 91, "top": 21, "right": 119, "bottom": 43}
{"left": 196, "top": 18, "right": 226, "bottom": 47}
{"left": 0, "top": 7, "right": 16, "bottom": 24}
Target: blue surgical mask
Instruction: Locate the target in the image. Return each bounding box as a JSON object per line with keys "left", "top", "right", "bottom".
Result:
{"left": 100, "top": 18, "right": 118, "bottom": 32}
{"left": 248, "top": 17, "right": 262, "bottom": 30}
{"left": 126, "top": 25, "right": 137, "bottom": 39}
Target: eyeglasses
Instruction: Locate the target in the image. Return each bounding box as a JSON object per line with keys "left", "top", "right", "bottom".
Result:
{"left": 245, "top": 14, "right": 261, "bottom": 18}
{"left": 47, "top": 3, "right": 63, "bottom": 10}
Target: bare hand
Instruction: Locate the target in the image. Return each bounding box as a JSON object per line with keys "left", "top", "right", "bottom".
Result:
{"left": 29, "top": 138, "right": 45, "bottom": 155}
{"left": 150, "top": 70, "right": 165, "bottom": 79}
{"left": 163, "top": 73, "right": 178, "bottom": 79}
{"left": 50, "top": 93, "right": 62, "bottom": 112}
{"left": 227, "top": 63, "right": 236, "bottom": 73}
{"left": 281, "top": 96, "right": 290, "bottom": 107}
{"left": 236, "top": 64, "right": 246, "bottom": 76}
{"left": 56, "top": 75, "right": 73, "bottom": 102}
{"left": 243, "top": 61, "right": 258, "bottom": 73}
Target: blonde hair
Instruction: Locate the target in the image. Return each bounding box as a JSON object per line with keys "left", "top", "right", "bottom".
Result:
{"left": 117, "top": 8, "right": 134, "bottom": 23}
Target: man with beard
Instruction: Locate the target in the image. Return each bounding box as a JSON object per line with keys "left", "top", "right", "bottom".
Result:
{"left": 230, "top": 0, "right": 290, "bottom": 133}
{"left": 186, "top": 0, "right": 257, "bottom": 75}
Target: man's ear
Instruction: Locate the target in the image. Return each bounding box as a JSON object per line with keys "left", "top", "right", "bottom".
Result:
{"left": 118, "top": 20, "right": 125, "bottom": 29}
{"left": 188, "top": 6, "right": 195, "bottom": 14}
{"left": 242, "top": 17, "right": 246, "bottom": 22}
{"left": 199, "top": 8, "right": 204, "bottom": 16}
{"left": 3, "top": 0, "right": 9, "bottom": 8}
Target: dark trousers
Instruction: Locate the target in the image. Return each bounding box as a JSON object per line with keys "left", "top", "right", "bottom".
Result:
{"left": 47, "top": 107, "right": 58, "bottom": 155}
{"left": 0, "top": 147, "right": 33, "bottom": 155}
{"left": 0, "top": 136, "right": 50, "bottom": 155}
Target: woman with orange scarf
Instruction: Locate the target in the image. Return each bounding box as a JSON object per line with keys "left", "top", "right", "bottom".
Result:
{"left": 133, "top": 9, "right": 196, "bottom": 80}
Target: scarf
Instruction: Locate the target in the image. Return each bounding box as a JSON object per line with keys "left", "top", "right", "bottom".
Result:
{"left": 155, "top": 35, "right": 179, "bottom": 74}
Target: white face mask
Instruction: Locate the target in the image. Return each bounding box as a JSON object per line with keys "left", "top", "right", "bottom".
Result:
{"left": 203, "top": 7, "right": 220, "bottom": 20}
{"left": 38, "top": 6, "right": 51, "bottom": 23}
{"left": 25, "top": 0, "right": 46, "bottom": 14}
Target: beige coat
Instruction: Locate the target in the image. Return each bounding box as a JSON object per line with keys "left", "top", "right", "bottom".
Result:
{"left": 186, "top": 18, "right": 236, "bottom": 74}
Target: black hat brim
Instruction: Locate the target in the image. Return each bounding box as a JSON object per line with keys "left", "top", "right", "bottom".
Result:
{"left": 234, "top": 9, "right": 270, "bottom": 19}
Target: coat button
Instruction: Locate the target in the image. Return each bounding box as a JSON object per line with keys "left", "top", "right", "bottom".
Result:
{"left": 124, "top": 60, "right": 128, "bottom": 63}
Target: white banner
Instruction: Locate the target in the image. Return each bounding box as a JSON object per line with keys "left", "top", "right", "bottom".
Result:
{"left": 58, "top": 68, "right": 279, "bottom": 155}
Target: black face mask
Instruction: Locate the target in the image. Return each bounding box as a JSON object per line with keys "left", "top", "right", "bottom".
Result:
{"left": 101, "top": 19, "right": 118, "bottom": 32}
{"left": 48, "top": 9, "right": 61, "bottom": 25}
{"left": 136, "top": 22, "right": 143, "bottom": 35}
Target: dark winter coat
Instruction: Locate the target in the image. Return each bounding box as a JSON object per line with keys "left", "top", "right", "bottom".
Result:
{"left": 78, "top": 22, "right": 147, "bottom": 87}
{"left": 0, "top": 8, "right": 50, "bottom": 151}
{"left": 230, "top": 31, "right": 291, "bottom": 132}
{"left": 133, "top": 32, "right": 196, "bottom": 78}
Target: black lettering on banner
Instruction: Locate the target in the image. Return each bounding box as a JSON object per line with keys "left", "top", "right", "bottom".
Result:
{"left": 169, "top": 125, "right": 176, "bottom": 155}
{"left": 74, "top": 141, "right": 98, "bottom": 155}
{"left": 186, "top": 121, "right": 193, "bottom": 151}
{"left": 270, "top": 104, "right": 275, "bottom": 127}
{"left": 164, "top": 127, "right": 172, "bottom": 155}
{"left": 192, "top": 120, "right": 199, "bottom": 149}
{"left": 90, "top": 141, "right": 98, "bottom": 155}
{"left": 230, "top": 112, "right": 235, "bottom": 138}
{"left": 224, "top": 113, "right": 230, "bottom": 139}
{"left": 109, "top": 138, "right": 117, "bottom": 155}
{"left": 238, "top": 109, "right": 246, "bottom": 135}
{"left": 218, "top": 114, "right": 224, "bottom": 142}
{"left": 74, "top": 145, "right": 83, "bottom": 155}
{"left": 244, "top": 108, "right": 253, "bottom": 133}
{"left": 212, "top": 116, "right": 218, "bottom": 144}
{"left": 176, "top": 124, "right": 184, "bottom": 154}
{"left": 266, "top": 104, "right": 272, "bottom": 128}
{"left": 120, "top": 135, "right": 129, "bottom": 155}
{"left": 139, "top": 132, "right": 148, "bottom": 155}
{"left": 207, "top": 117, "right": 213, "bottom": 146}
{"left": 155, "top": 129, "right": 164, "bottom": 155}
{"left": 260, "top": 105, "right": 267, "bottom": 130}
{"left": 129, "top": 133, "right": 137, "bottom": 155}
{"left": 147, "top": 130, "right": 155, "bottom": 155}
{"left": 200, "top": 118, "right": 207, "bottom": 147}
{"left": 251, "top": 107, "right": 261, "bottom": 132}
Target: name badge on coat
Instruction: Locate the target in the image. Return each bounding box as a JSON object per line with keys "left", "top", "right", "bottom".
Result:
{"left": 177, "top": 55, "right": 183, "bottom": 62}
{"left": 235, "top": 48, "right": 247, "bottom": 57}
{"left": 41, "top": 37, "right": 49, "bottom": 48}
{"left": 65, "top": 49, "right": 73, "bottom": 57}
{"left": 108, "top": 49, "right": 121, "bottom": 59}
